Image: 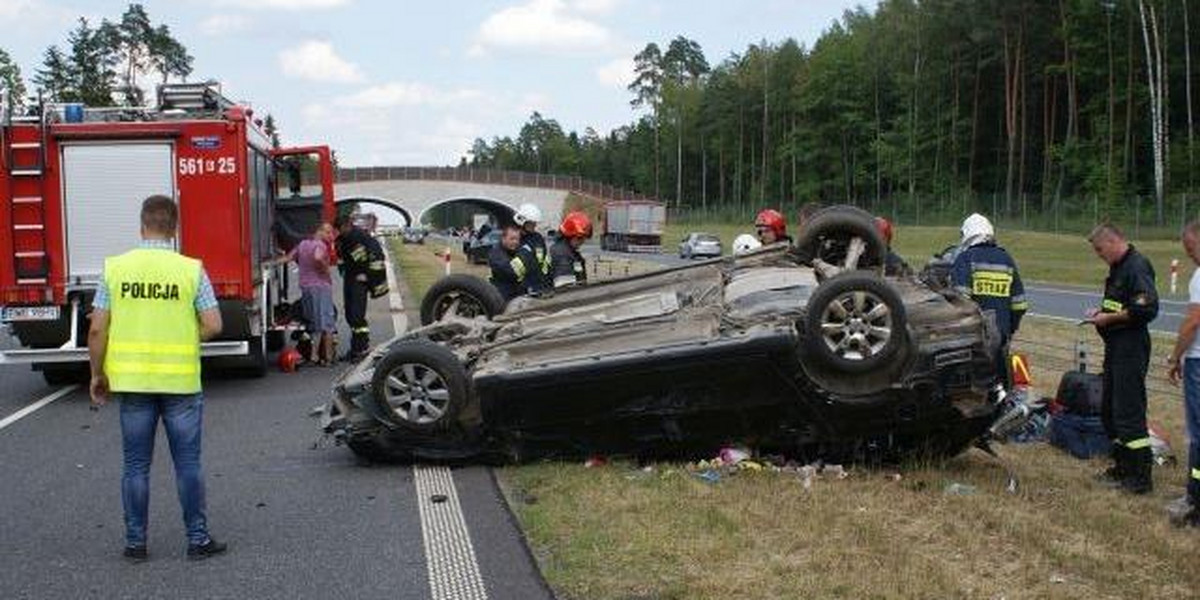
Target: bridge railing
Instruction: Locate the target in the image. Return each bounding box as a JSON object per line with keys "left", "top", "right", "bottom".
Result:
{"left": 334, "top": 166, "right": 659, "bottom": 204}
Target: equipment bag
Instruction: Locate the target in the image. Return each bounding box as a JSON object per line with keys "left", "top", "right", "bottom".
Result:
{"left": 1055, "top": 370, "right": 1104, "bottom": 416}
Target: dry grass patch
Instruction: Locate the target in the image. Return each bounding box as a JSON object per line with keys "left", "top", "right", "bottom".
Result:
{"left": 498, "top": 316, "right": 1198, "bottom": 600}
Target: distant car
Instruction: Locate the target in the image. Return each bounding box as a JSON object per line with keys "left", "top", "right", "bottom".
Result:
{"left": 467, "top": 229, "right": 501, "bottom": 265}
{"left": 680, "top": 232, "right": 722, "bottom": 259}
{"left": 401, "top": 227, "right": 429, "bottom": 245}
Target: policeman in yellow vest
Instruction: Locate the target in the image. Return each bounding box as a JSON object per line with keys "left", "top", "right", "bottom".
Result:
{"left": 88, "top": 195, "right": 227, "bottom": 562}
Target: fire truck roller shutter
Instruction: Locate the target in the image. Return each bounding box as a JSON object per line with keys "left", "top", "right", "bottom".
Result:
{"left": 61, "top": 143, "right": 176, "bottom": 282}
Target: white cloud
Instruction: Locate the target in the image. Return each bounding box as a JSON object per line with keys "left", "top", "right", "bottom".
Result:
{"left": 595, "top": 56, "right": 634, "bottom": 89}
{"left": 212, "top": 0, "right": 351, "bottom": 10}
{"left": 327, "top": 82, "right": 482, "bottom": 109}
{"left": 0, "top": 0, "right": 75, "bottom": 26}
{"left": 570, "top": 0, "right": 622, "bottom": 15}
{"left": 473, "top": 0, "right": 617, "bottom": 55}
{"left": 199, "top": 14, "right": 252, "bottom": 36}
{"left": 278, "top": 41, "right": 364, "bottom": 84}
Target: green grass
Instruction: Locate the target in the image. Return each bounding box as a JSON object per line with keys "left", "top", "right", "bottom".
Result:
{"left": 498, "top": 316, "right": 1197, "bottom": 600}
{"left": 390, "top": 237, "right": 1198, "bottom": 600}
{"left": 665, "top": 221, "right": 1190, "bottom": 294}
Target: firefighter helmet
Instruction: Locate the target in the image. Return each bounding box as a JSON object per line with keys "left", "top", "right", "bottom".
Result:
{"left": 514, "top": 203, "right": 542, "bottom": 226}
{"left": 754, "top": 209, "right": 787, "bottom": 239}
{"left": 278, "top": 346, "right": 303, "bottom": 373}
{"left": 961, "top": 213, "right": 995, "bottom": 246}
{"left": 874, "top": 216, "right": 894, "bottom": 245}
{"left": 733, "top": 233, "right": 762, "bottom": 255}
{"left": 560, "top": 211, "right": 593, "bottom": 239}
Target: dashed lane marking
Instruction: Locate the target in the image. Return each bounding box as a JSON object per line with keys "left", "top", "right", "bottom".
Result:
{"left": 415, "top": 465, "right": 489, "bottom": 600}
{"left": 380, "top": 242, "right": 408, "bottom": 335}
{"left": 0, "top": 385, "right": 79, "bottom": 432}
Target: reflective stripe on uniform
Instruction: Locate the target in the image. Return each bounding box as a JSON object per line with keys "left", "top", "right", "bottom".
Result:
{"left": 1124, "top": 437, "right": 1152, "bottom": 450}
{"left": 1102, "top": 298, "right": 1124, "bottom": 312}
{"left": 1011, "top": 300, "right": 1029, "bottom": 311}
{"left": 368, "top": 260, "right": 385, "bottom": 271}
{"left": 1192, "top": 468, "right": 1200, "bottom": 481}
{"left": 352, "top": 326, "right": 371, "bottom": 334}
{"left": 349, "top": 246, "right": 368, "bottom": 262}
{"left": 106, "top": 362, "right": 200, "bottom": 376}
{"left": 510, "top": 257, "right": 526, "bottom": 279}
{"left": 108, "top": 341, "right": 199, "bottom": 357}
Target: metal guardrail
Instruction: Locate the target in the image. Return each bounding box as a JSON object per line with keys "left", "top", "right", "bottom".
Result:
{"left": 334, "top": 166, "right": 659, "bottom": 205}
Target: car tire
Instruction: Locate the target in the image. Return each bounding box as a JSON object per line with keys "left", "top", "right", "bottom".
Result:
{"left": 419, "top": 274, "right": 507, "bottom": 325}
{"left": 370, "top": 340, "right": 468, "bottom": 433}
{"left": 794, "top": 206, "right": 886, "bottom": 273}
{"left": 804, "top": 272, "right": 907, "bottom": 374}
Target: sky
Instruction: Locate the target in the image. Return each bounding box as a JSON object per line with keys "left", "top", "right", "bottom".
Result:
{"left": 1, "top": 0, "right": 873, "bottom": 167}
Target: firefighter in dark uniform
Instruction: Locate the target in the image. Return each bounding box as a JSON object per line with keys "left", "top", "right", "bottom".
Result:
{"left": 550, "top": 211, "right": 592, "bottom": 288}
{"left": 334, "top": 214, "right": 388, "bottom": 361}
{"left": 951, "top": 213, "right": 1028, "bottom": 386}
{"left": 489, "top": 224, "right": 537, "bottom": 302}
{"left": 514, "top": 203, "right": 551, "bottom": 293}
{"left": 1088, "top": 223, "right": 1159, "bottom": 494}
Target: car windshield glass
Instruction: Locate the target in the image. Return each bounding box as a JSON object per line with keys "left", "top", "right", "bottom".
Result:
{"left": 697, "top": 234, "right": 719, "bottom": 243}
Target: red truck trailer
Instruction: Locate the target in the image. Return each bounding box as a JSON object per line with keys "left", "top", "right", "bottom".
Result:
{"left": 0, "top": 82, "right": 336, "bottom": 382}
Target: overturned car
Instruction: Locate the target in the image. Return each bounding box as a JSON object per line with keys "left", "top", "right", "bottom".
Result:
{"left": 323, "top": 207, "right": 1017, "bottom": 464}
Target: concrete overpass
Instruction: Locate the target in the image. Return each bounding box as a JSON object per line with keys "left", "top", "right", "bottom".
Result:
{"left": 332, "top": 166, "right": 656, "bottom": 228}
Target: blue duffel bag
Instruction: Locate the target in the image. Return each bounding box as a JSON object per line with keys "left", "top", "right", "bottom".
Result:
{"left": 1048, "top": 412, "right": 1110, "bottom": 459}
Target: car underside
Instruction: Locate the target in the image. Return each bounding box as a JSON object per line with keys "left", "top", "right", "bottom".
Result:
{"left": 322, "top": 206, "right": 1020, "bottom": 464}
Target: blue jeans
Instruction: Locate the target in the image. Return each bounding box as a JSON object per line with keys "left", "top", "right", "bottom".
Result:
{"left": 1185, "top": 359, "right": 1200, "bottom": 500}
{"left": 117, "top": 392, "right": 209, "bottom": 547}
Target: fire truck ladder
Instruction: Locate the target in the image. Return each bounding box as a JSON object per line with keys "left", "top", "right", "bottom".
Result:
{"left": 1, "top": 102, "right": 50, "bottom": 285}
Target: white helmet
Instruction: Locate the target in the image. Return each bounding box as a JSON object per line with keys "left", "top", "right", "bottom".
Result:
{"left": 961, "top": 213, "right": 995, "bottom": 247}
{"left": 514, "top": 203, "right": 542, "bottom": 226}
{"left": 732, "top": 233, "right": 763, "bottom": 255}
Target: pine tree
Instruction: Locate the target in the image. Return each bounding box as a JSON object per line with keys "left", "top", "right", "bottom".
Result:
{"left": 33, "top": 45, "right": 75, "bottom": 102}
{"left": 0, "top": 48, "right": 27, "bottom": 105}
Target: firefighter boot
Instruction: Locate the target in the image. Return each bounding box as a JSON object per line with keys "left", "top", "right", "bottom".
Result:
{"left": 1095, "top": 444, "right": 1126, "bottom": 488}
{"left": 1120, "top": 447, "right": 1154, "bottom": 495}
{"left": 349, "top": 329, "right": 370, "bottom": 360}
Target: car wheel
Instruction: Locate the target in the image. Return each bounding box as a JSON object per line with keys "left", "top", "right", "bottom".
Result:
{"left": 419, "top": 274, "right": 508, "bottom": 326}
{"left": 370, "top": 340, "right": 468, "bottom": 432}
{"left": 794, "top": 206, "right": 886, "bottom": 276}
{"left": 804, "top": 272, "right": 907, "bottom": 374}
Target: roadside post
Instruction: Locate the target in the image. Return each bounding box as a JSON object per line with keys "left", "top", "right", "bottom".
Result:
{"left": 1171, "top": 258, "right": 1179, "bottom": 294}
{"left": 444, "top": 248, "right": 452, "bottom": 276}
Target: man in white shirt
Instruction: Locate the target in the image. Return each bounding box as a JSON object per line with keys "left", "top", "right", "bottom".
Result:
{"left": 1167, "top": 219, "right": 1200, "bottom": 528}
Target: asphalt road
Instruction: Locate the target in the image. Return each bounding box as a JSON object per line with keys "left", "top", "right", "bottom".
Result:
{"left": 0, "top": 274, "right": 550, "bottom": 599}
{"left": 585, "top": 244, "right": 1188, "bottom": 334}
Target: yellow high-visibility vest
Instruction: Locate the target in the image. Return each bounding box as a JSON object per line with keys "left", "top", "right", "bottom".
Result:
{"left": 103, "top": 248, "right": 202, "bottom": 394}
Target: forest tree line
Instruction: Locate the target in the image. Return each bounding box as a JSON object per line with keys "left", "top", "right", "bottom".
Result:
{"left": 467, "top": 0, "right": 1200, "bottom": 231}
{"left": 0, "top": 4, "right": 192, "bottom": 109}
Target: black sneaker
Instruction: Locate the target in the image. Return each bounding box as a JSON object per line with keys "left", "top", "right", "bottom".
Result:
{"left": 123, "top": 546, "right": 148, "bottom": 562}
{"left": 186, "top": 538, "right": 228, "bottom": 561}
{"left": 1118, "top": 477, "right": 1153, "bottom": 495}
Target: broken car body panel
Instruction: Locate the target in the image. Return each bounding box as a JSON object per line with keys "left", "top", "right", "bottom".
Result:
{"left": 325, "top": 244, "right": 1002, "bottom": 463}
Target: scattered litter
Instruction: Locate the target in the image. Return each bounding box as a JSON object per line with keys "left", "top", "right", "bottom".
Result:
{"left": 718, "top": 446, "right": 751, "bottom": 465}
{"left": 430, "top": 494, "right": 448, "bottom": 504}
{"left": 308, "top": 406, "right": 326, "bottom": 417}
{"left": 584, "top": 455, "right": 607, "bottom": 468}
{"left": 1148, "top": 421, "right": 1177, "bottom": 466}
{"left": 366, "top": 495, "right": 376, "bottom": 502}
{"left": 694, "top": 470, "right": 722, "bottom": 484}
{"left": 1049, "top": 574, "right": 1066, "bottom": 584}
{"left": 885, "top": 472, "right": 903, "bottom": 482}
{"left": 943, "top": 482, "right": 977, "bottom": 496}
{"left": 255, "top": 502, "right": 266, "bottom": 508}
{"left": 825, "top": 464, "right": 848, "bottom": 479}
{"left": 75, "top": 464, "right": 84, "bottom": 469}
{"left": 80, "top": 424, "right": 90, "bottom": 430}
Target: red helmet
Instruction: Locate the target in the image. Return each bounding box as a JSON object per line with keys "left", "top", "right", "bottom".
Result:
{"left": 278, "top": 346, "right": 303, "bottom": 373}
{"left": 560, "top": 211, "right": 593, "bottom": 239}
{"left": 755, "top": 209, "right": 787, "bottom": 239}
{"left": 874, "top": 216, "right": 894, "bottom": 245}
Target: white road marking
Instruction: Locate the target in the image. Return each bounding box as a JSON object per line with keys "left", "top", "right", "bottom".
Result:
{"left": 415, "top": 466, "right": 489, "bottom": 600}
{"left": 380, "top": 242, "right": 408, "bottom": 335}
{"left": 382, "top": 243, "right": 489, "bottom": 599}
{"left": 1027, "top": 284, "right": 1188, "bottom": 306}
{"left": 0, "top": 385, "right": 79, "bottom": 431}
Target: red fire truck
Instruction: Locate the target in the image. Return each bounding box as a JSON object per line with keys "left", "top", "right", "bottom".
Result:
{"left": 0, "top": 82, "right": 336, "bottom": 382}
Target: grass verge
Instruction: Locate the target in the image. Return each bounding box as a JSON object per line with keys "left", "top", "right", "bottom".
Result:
{"left": 391, "top": 238, "right": 1197, "bottom": 600}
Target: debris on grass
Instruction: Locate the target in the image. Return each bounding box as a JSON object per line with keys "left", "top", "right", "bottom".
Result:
{"left": 584, "top": 455, "right": 608, "bottom": 468}
{"left": 943, "top": 482, "right": 978, "bottom": 496}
